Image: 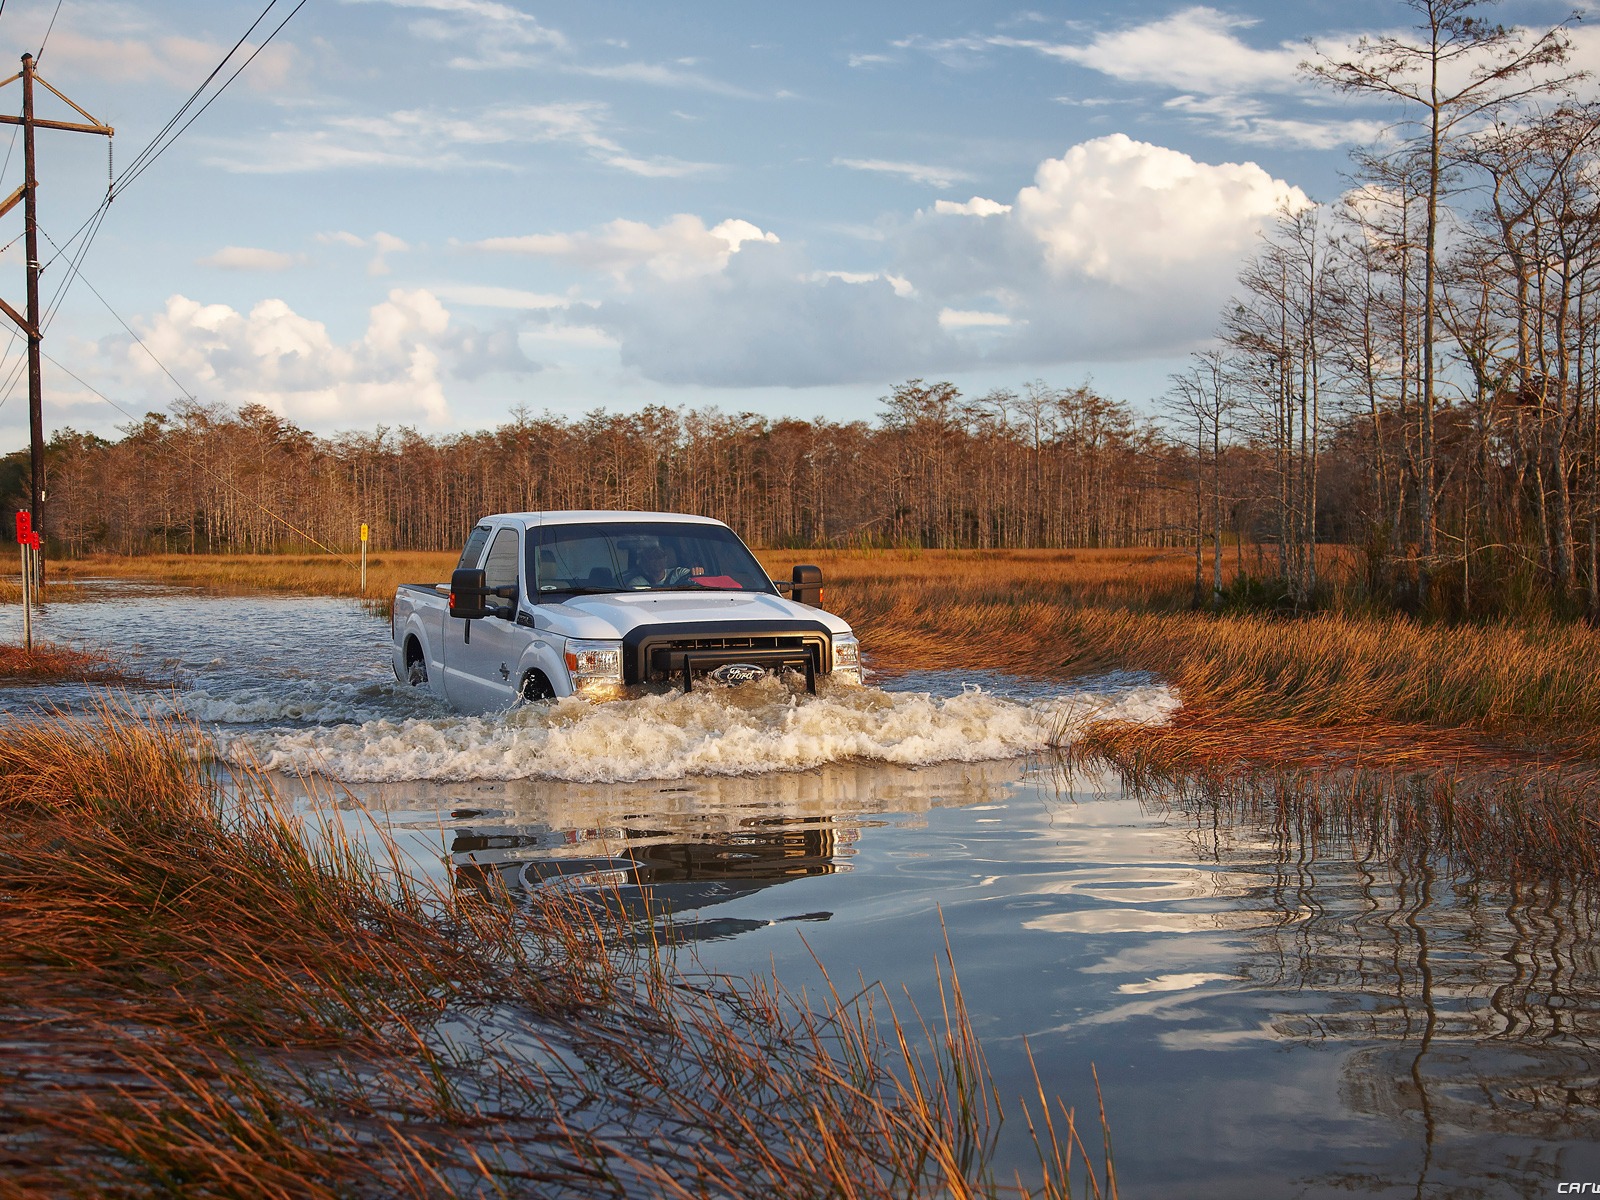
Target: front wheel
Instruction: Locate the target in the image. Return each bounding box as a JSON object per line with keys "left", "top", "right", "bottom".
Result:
{"left": 519, "top": 671, "right": 556, "bottom": 702}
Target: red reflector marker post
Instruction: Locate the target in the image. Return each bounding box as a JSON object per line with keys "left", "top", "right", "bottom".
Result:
{"left": 15, "top": 511, "right": 33, "bottom": 653}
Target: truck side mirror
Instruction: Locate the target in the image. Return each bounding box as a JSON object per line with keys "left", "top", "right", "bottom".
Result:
{"left": 790, "top": 564, "right": 823, "bottom": 607}
{"left": 449, "top": 568, "right": 492, "bottom": 619}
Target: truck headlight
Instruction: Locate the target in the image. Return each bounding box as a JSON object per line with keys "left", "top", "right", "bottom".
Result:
{"left": 831, "top": 634, "right": 862, "bottom": 685}
{"left": 565, "top": 639, "right": 624, "bottom": 699}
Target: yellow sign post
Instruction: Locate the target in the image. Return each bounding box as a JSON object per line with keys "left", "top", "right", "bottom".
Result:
{"left": 359, "top": 523, "right": 369, "bottom": 594}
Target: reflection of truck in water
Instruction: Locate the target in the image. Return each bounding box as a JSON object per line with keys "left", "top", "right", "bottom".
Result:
{"left": 391, "top": 510, "right": 862, "bottom": 713}
{"left": 450, "top": 818, "right": 849, "bottom": 942}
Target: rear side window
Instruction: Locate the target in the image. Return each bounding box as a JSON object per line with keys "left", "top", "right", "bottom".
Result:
{"left": 456, "top": 526, "right": 491, "bottom": 570}
{"left": 483, "top": 528, "right": 520, "bottom": 593}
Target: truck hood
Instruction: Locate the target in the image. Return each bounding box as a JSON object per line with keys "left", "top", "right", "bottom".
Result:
{"left": 537, "top": 591, "right": 852, "bottom": 640}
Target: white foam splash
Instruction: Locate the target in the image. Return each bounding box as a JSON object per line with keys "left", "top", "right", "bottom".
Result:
{"left": 162, "top": 682, "right": 446, "bottom": 725}
{"left": 220, "top": 677, "right": 1180, "bottom": 784}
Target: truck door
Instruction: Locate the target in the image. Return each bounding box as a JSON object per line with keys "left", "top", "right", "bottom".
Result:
{"left": 443, "top": 526, "right": 526, "bottom": 712}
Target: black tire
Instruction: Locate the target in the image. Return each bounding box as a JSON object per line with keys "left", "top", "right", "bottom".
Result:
{"left": 520, "top": 671, "right": 555, "bottom": 702}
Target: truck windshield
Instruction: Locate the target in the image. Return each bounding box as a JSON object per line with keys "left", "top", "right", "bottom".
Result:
{"left": 528, "top": 521, "right": 777, "bottom": 598}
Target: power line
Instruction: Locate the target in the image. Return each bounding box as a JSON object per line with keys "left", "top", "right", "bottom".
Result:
{"left": 43, "top": 227, "right": 193, "bottom": 400}
{"left": 35, "top": 0, "right": 65, "bottom": 63}
{"left": 113, "top": 0, "right": 307, "bottom": 197}
{"left": 110, "top": 0, "right": 288, "bottom": 192}
{"left": 39, "top": 202, "right": 112, "bottom": 330}
{"left": 21, "top": 0, "right": 313, "bottom": 350}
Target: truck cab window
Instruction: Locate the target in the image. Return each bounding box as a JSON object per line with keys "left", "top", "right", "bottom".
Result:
{"left": 456, "top": 526, "right": 491, "bottom": 571}
{"left": 483, "top": 528, "right": 520, "bottom": 596}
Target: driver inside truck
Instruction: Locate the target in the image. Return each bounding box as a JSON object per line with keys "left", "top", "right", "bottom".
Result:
{"left": 625, "top": 542, "right": 694, "bottom": 588}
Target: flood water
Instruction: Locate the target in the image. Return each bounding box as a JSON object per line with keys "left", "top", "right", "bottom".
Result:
{"left": 6, "top": 583, "right": 1600, "bottom": 1198}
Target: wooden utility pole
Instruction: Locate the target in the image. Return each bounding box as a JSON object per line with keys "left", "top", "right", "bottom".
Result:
{"left": 0, "top": 53, "right": 112, "bottom": 570}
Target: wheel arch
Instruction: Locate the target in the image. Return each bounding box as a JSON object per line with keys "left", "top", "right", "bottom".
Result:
{"left": 519, "top": 668, "right": 556, "bottom": 702}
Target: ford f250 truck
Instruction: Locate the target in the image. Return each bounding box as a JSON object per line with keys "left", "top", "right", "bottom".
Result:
{"left": 392, "top": 510, "right": 862, "bottom": 713}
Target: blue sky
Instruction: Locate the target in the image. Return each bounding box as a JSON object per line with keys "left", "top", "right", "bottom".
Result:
{"left": 0, "top": 0, "right": 1587, "bottom": 447}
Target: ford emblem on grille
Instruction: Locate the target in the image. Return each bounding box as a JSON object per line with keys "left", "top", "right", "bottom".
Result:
{"left": 710, "top": 663, "right": 767, "bottom": 686}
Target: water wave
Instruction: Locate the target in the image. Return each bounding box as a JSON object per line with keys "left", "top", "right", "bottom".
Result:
{"left": 220, "top": 676, "right": 1180, "bottom": 784}
{"left": 173, "top": 681, "right": 444, "bottom": 725}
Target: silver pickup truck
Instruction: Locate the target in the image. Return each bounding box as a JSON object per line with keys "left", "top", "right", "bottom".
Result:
{"left": 391, "top": 510, "right": 862, "bottom": 713}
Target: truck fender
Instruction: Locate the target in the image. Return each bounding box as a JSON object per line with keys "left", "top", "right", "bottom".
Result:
{"left": 395, "top": 612, "right": 440, "bottom": 694}
{"left": 517, "top": 640, "right": 572, "bottom": 701}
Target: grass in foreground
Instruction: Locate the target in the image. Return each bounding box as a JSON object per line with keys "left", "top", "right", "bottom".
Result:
{"left": 0, "top": 703, "right": 1113, "bottom": 1200}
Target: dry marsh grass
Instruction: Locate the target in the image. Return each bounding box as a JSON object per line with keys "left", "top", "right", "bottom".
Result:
{"left": 0, "top": 640, "right": 142, "bottom": 686}
{"left": 0, "top": 703, "right": 1113, "bottom": 1200}
{"left": 1057, "top": 610, "right": 1600, "bottom": 756}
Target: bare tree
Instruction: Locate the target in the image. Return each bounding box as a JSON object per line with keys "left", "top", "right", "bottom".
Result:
{"left": 1306, "top": 0, "right": 1580, "bottom": 599}
{"left": 1168, "top": 352, "right": 1234, "bottom": 609}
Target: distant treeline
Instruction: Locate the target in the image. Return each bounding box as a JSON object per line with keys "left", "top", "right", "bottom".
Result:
{"left": 10, "top": 381, "right": 1202, "bottom": 557}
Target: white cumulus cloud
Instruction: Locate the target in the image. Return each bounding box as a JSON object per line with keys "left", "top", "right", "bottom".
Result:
{"left": 1012, "top": 133, "right": 1309, "bottom": 286}
{"left": 894, "top": 134, "right": 1311, "bottom": 360}
{"left": 113, "top": 288, "right": 535, "bottom": 426}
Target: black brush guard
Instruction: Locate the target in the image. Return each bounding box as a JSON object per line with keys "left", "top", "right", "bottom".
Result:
{"left": 624, "top": 620, "right": 833, "bottom": 694}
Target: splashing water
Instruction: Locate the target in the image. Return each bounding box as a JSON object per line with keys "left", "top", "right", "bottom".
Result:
{"left": 222, "top": 675, "right": 1180, "bottom": 784}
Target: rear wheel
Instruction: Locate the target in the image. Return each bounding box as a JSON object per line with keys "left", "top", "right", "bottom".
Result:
{"left": 406, "top": 654, "right": 427, "bottom": 687}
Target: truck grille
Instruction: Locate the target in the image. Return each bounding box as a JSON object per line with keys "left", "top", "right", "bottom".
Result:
{"left": 621, "top": 620, "right": 833, "bottom": 689}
